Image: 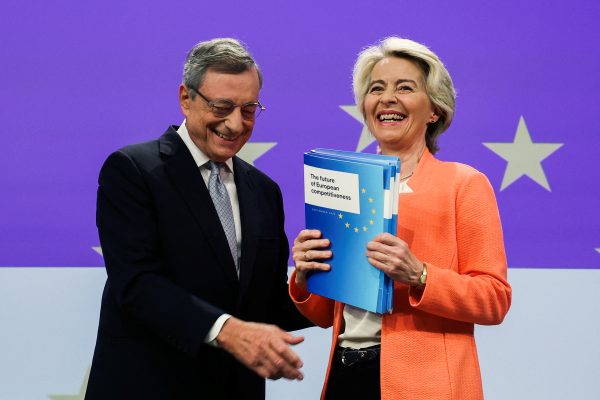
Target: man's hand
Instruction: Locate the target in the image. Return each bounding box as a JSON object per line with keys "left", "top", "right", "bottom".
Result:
{"left": 216, "top": 317, "right": 305, "bottom": 380}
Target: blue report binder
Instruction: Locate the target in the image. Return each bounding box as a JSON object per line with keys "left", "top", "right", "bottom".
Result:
{"left": 303, "top": 149, "right": 400, "bottom": 313}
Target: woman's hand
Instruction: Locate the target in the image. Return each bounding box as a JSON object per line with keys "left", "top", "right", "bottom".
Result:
{"left": 366, "top": 233, "right": 424, "bottom": 286}
{"left": 292, "top": 229, "right": 332, "bottom": 286}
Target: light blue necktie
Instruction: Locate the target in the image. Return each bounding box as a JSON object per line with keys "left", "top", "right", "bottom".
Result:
{"left": 207, "top": 161, "right": 239, "bottom": 275}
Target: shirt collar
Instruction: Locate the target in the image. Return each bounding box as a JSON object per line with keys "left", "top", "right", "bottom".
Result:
{"left": 177, "top": 120, "right": 234, "bottom": 173}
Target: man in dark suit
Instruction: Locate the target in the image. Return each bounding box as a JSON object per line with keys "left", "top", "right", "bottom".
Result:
{"left": 85, "top": 38, "right": 311, "bottom": 400}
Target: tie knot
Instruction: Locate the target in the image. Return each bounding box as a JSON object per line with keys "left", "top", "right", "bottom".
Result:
{"left": 208, "top": 161, "right": 223, "bottom": 176}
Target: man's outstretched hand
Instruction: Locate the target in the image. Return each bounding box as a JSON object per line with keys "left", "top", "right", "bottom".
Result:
{"left": 216, "top": 317, "right": 305, "bottom": 380}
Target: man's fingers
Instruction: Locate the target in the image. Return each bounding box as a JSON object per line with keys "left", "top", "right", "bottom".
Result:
{"left": 266, "top": 332, "right": 304, "bottom": 379}
{"left": 272, "top": 339, "right": 303, "bottom": 368}
{"left": 248, "top": 326, "right": 304, "bottom": 380}
{"left": 251, "top": 348, "right": 284, "bottom": 379}
{"left": 283, "top": 333, "right": 305, "bottom": 346}
{"left": 262, "top": 349, "right": 303, "bottom": 380}
{"left": 221, "top": 321, "right": 305, "bottom": 381}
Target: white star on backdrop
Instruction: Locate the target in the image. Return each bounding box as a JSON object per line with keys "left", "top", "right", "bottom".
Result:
{"left": 48, "top": 367, "right": 90, "bottom": 400}
{"left": 340, "top": 105, "right": 374, "bottom": 152}
{"left": 237, "top": 141, "right": 277, "bottom": 166}
{"left": 483, "top": 116, "right": 563, "bottom": 191}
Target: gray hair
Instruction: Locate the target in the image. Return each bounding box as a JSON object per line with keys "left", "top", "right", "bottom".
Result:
{"left": 352, "top": 37, "right": 456, "bottom": 154}
{"left": 183, "top": 38, "right": 262, "bottom": 98}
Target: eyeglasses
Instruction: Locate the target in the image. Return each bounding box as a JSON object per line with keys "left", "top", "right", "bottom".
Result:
{"left": 189, "top": 87, "right": 265, "bottom": 120}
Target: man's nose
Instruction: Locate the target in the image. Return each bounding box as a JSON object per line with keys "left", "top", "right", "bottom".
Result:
{"left": 225, "top": 107, "right": 245, "bottom": 133}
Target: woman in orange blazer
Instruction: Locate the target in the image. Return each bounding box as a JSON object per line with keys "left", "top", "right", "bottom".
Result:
{"left": 290, "top": 37, "right": 512, "bottom": 400}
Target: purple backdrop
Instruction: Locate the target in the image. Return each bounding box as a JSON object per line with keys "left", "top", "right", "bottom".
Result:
{"left": 1, "top": 0, "right": 598, "bottom": 268}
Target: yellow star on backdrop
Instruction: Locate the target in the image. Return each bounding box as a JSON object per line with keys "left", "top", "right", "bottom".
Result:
{"left": 369, "top": 220, "right": 374, "bottom": 225}
{"left": 362, "top": 226, "right": 367, "bottom": 232}
{"left": 483, "top": 116, "right": 563, "bottom": 191}
{"left": 237, "top": 142, "right": 277, "bottom": 166}
{"left": 354, "top": 227, "right": 359, "bottom": 233}
{"left": 345, "top": 222, "right": 350, "bottom": 228}
{"left": 48, "top": 367, "right": 90, "bottom": 400}
{"left": 361, "top": 188, "right": 366, "bottom": 193}
{"left": 340, "top": 105, "right": 375, "bottom": 152}
{"left": 368, "top": 197, "right": 373, "bottom": 203}
{"left": 338, "top": 213, "right": 343, "bottom": 219}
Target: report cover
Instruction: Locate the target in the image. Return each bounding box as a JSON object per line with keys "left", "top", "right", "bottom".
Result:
{"left": 312, "top": 149, "right": 400, "bottom": 236}
{"left": 304, "top": 150, "right": 400, "bottom": 313}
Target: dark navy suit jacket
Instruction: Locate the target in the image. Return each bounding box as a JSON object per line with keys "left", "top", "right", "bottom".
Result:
{"left": 85, "top": 126, "right": 310, "bottom": 400}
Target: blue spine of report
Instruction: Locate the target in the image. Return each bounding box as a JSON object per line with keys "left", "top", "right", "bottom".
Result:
{"left": 304, "top": 150, "right": 400, "bottom": 313}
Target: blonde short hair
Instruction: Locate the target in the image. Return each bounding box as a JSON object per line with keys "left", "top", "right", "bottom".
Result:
{"left": 352, "top": 37, "right": 456, "bottom": 153}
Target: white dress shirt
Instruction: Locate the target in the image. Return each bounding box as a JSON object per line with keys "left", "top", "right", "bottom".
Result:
{"left": 177, "top": 121, "right": 240, "bottom": 346}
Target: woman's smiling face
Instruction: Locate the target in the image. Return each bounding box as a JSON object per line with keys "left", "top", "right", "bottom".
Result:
{"left": 363, "top": 57, "right": 437, "bottom": 153}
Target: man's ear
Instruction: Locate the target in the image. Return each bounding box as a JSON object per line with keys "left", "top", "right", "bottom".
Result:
{"left": 179, "top": 84, "right": 191, "bottom": 116}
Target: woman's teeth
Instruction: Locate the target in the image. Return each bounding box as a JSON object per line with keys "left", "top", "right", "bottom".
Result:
{"left": 378, "top": 113, "right": 406, "bottom": 121}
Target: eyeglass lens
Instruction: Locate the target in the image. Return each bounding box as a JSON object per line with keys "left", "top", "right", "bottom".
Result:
{"left": 191, "top": 87, "right": 263, "bottom": 120}
{"left": 211, "top": 100, "right": 259, "bottom": 119}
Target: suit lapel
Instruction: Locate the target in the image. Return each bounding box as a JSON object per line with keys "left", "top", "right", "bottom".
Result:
{"left": 160, "top": 128, "right": 239, "bottom": 286}
{"left": 234, "top": 157, "right": 259, "bottom": 299}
